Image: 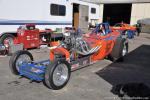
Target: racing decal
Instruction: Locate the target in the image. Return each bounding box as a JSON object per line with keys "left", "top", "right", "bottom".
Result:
{"left": 26, "top": 36, "right": 30, "bottom": 40}
{"left": 83, "top": 60, "right": 88, "bottom": 65}
{"left": 31, "top": 67, "right": 42, "bottom": 73}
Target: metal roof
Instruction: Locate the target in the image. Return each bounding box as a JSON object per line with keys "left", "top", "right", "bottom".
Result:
{"left": 81, "top": 0, "right": 150, "bottom": 4}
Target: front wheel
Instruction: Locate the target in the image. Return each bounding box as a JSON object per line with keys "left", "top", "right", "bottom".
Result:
{"left": 9, "top": 50, "right": 33, "bottom": 75}
{"left": 44, "top": 59, "right": 71, "bottom": 90}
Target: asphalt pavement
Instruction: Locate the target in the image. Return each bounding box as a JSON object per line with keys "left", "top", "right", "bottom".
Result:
{"left": 0, "top": 33, "right": 150, "bottom": 100}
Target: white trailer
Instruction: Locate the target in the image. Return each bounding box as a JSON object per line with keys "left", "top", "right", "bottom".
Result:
{"left": 0, "top": 0, "right": 100, "bottom": 34}
{"left": 0, "top": 0, "right": 100, "bottom": 46}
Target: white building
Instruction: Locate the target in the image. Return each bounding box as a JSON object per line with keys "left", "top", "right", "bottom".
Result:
{"left": 83, "top": 0, "right": 150, "bottom": 25}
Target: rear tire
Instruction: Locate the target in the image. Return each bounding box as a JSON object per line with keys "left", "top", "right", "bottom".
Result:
{"left": 9, "top": 50, "right": 33, "bottom": 75}
{"left": 0, "top": 34, "right": 15, "bottom": 46}
{"left": 44, "top": 59, "right": 71, "bottom": 90}
{"left": 109, "top": 38, "right": 128, "bottom": 62}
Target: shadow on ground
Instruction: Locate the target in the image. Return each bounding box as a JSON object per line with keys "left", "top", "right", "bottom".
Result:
{"left": 96, "top": 45, "right": 150, "bottom": 99}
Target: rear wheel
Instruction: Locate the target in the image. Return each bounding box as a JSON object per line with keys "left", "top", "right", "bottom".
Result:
{"left": 117, "top": 41, "right": 128, "bottom": 62}
{"left": 122, "top": 42, "right": 128, "bottom": 56}
{"left": 44, "top": 59, "right": 71, "bottom": 90}
{"left": 109, "top": 38, "right": 128, "bottom": 62}
{"left": 9, "top": 50, "right": 33, "bottom": 75}
{"left": 0, "top": 34, "right": 15, "bottom": 47}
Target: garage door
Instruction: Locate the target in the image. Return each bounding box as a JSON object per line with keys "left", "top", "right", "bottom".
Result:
{"left": 103, "top": 4, "right": 132, "bottom": 26}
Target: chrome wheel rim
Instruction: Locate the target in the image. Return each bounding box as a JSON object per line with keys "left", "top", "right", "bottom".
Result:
{"left": 3, "top": 37, "right": 14, "bottom": 47}
{"left": 15, "top": 54, "right": 31, "bottom": 71}
{"left": 53, "top": 64, "right": 68, "bottom": 86}
{"left": 122, "top": 44, "right": 127, "bottom": 56}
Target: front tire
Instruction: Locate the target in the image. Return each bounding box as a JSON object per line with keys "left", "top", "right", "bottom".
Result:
{"left": 44, "top": 59, "right": 71, "bottom": 90}
{"left": 9, "top": 50, "right": 33, "bottom": 75}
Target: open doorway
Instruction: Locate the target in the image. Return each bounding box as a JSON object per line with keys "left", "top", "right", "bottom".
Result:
{"left": 103, "top": 4, "right": 132, "bottom": 26}
{"left": 73, "top": 4, "right": 89, "bottom": 32}
{"left": 73, "top": 4, "right": 79, "bottom": 30}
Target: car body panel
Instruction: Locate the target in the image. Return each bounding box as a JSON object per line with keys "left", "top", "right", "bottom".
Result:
{"left": 112, "top": 23, "right": 136, "bottom": 31}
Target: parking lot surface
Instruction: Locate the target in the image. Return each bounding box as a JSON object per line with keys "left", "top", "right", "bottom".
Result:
{"left": 0, "top": 33, "right": 150, "bottom": 100}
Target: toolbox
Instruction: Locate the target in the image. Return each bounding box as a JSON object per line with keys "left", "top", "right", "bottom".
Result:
{"left": 17, "top": 25, "right": 40, "bottom": 49}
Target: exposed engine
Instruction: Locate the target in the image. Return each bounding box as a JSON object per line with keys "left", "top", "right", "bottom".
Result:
{"left": 61, "top": 31, "right": 101, "bottom": 56}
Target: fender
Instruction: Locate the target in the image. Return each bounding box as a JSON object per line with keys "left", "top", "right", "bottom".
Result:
{"left": 49, "top": 47, "right": 70, "bottom": 62}
{"left": 0, "top": 31, "right": 17, "bottom": 38}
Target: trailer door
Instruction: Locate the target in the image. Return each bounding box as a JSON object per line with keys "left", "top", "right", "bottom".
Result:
{"left": 79, "top": 5, "right": 89, "bottom": 33}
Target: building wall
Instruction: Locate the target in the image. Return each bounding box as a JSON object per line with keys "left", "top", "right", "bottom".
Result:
{"left": 90, "top": 4, "right": 103, "bottom": 26}
{"left": 99, "top": 4, "right": 104, "bottom": 23}
{"left": 131, "top": 3, "right": 150, "bottom": 25}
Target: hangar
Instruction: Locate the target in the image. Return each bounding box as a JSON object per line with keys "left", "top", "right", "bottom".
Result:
{"left": 82, "top": 0, "right": 150, "bottom": 26}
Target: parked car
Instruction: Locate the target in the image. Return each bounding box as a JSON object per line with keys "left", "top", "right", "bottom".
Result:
{"left": 112, "top": 23, "right": 137, "bottom": 39}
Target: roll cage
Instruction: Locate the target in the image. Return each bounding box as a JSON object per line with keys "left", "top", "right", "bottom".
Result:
{"left": 91, "top": 23, "right": 112, "bottom": 36}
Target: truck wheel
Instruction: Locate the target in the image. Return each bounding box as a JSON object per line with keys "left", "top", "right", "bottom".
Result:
{"left": 44, "top": 59, "right": 71, "bottom": 90}
{"left": 0, "top": 34, "right": 15, "bottom": 47}
{"left": 109, "top": 38, "right": 128, "bottom": 62}
{"left": 9, "top": 50, "right": 33, "bottom": 75}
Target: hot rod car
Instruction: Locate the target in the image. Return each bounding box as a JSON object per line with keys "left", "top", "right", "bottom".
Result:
{"left": 9, "top": 23, "right": 128, "bottom": 90}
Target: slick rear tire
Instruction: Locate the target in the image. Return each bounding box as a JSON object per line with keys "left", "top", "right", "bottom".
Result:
{"left": 9, "top": 50, "right": 33, "bottom": 75}
{"left": 44, "top": 59, "right": 71, "bottom": 90}
{"left": 109, "top": 38, "right": 128, "bottom": 62}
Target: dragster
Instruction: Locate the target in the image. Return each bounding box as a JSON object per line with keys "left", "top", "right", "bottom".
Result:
{"left": 9, "top": 23, "right": 128, "bottom": 90}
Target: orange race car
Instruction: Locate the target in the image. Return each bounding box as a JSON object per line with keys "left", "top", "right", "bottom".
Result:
{"left": 111, "top": 23, "right": 137, "bottom": 39}
{"left": 9, "top": 23, "right": 128, "bottom": 90}
{"left": 112, "top": 23, "right": 136, "bottom": 31}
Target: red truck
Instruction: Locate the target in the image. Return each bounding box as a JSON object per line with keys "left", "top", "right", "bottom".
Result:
{"left": 0, "top": 24, "right": 63, "bottom": 55}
